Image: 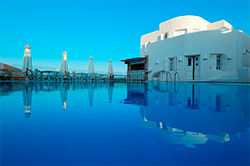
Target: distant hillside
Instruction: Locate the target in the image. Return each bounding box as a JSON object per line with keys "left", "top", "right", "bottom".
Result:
{"left": 0, "top": 62, "right": 24, "bottom": 80}
{"left": 0, "top": 62, "right": 22, "bottom": 71}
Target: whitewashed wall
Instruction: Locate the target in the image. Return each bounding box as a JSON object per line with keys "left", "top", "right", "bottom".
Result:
{"left": 140, "top": 16, "right": 250, "bottom": 82}
{"left": 147, "top": 30, "right": 250, "bottom": 82}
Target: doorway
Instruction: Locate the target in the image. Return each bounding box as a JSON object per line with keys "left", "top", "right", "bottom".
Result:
{"left": 186, "top": 55, "right": 200, "bottom": 81}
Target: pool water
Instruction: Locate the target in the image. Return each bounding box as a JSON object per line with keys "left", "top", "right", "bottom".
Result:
{"left": 0, "top": 82, "right": 249, "bottom": 165}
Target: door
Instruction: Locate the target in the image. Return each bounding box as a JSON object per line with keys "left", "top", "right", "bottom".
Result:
{"left": 186, "top": 57, "right": 193, "bottom": 80}
{"left": 186, "top": 56, "right": 200, "bottom": 81}
{"left": 194, "top": 56, "right": 200, "bottom": 80}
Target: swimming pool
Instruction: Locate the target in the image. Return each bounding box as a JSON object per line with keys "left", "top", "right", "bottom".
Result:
{"left": 0, "top": 82, "right": 249, "bottom": 165}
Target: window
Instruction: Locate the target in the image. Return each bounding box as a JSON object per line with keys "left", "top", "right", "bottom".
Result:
{"left": 216, "top": 54, "right": 221, "bottom": 70}
{"left": 164, "top": 33, "right": 168, "bottom": 39}
{"left": 188, "top": 58, "right": 192, "bottom": 66}
{"left": 160, "top": 33, "right": 168, "bottom": 40}
{"left": 169, "top": 58, "right": 173, "bottom": 71}
{"left": 131, "top": 64, "right": 145, "bottom": 70}
{"left": 195, "top": 57, "right": 199, "bottom": 66}
{"left": 210, "top": 53, "right": 225, "bottom": 71}
{"left": 174, "top": 29, "right": 187, "bottom": 36}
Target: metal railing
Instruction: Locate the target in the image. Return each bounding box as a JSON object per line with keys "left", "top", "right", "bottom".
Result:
{"left": 127, "top": 70, "right": 145, "bottom": 82}
{"left": 0, "top": 67, "right": 129, "bottom": 82}
{"left": 15, "top": 69, "right": 127, "bottom": 82}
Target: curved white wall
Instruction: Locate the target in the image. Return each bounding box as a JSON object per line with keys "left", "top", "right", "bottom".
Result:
{"left": 159, "top": 15, "right": 210, "bottom": 38}
{"left": 141, "top": 16, "right": 210, "bottom": 56}
{"left": 141, "top": 16, "right": 234, "bottom": 58}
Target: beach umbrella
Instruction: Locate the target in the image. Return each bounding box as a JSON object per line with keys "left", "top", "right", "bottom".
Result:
{"left": 88, "top": 56, "right": 94, "bottom": 75}
{"left": 108, "top": 59, "right": 114, "bottom": 77}
{"left": 22, "top": 44, "right": 32, "bottom": 72}
{"left": 60, "top": 51, "right": 68, "bottom": 74}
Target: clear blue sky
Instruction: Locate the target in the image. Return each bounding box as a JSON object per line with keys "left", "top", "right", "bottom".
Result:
{"left": 0, "top": 0, "right": 249, "bottom": 73}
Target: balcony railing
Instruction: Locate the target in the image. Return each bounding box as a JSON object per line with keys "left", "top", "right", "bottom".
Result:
{"left": 127, "top": 70, "right": 145, "bottom": 82}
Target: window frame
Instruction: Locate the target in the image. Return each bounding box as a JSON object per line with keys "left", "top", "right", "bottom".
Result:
{"left": 216, "top": 54, "right": 222, "bottom": 70}
{"left": 169, "top": 58, "right": 174, "bottom": 71}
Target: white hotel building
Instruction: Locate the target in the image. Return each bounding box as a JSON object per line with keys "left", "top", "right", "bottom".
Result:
{"left": 122, "top": 16, "right": 250, "bottom": 83}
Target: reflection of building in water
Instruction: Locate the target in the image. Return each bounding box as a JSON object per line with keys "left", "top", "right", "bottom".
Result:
{"left": 124, "top": 83, "right": 250, "bottom": 148}
{"left": 60, "top": 83, "right": 69, "bottom": 110}
{"left": 23, "top": 83, "right": 33, "bottom": 118}
{"left": 123, "top": 83, "right": 147, "bottom": 106}
{"left": 185, "top": 84, "right": 200, "bottom": 109}
{"left": 141, "top": 120, "right": 230, "bottom": 148}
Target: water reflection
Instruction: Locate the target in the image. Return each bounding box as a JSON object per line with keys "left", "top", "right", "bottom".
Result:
{"left": 88, "top": 84, "right": 94, "bottom": 106}
{"left": 124, "top": 82, "right": 250, "bottom": 148}
{"left": 23, "top": 83, "right": 32, "bottom": 118}
{"left": 0, "top": 82, "right": 117, "bottom": 112}
{"left": 123, "top": 83, "right": 147, "bottom": 105}
{"left": 107, "top": 82, "right": 114, "bottom": 103}
{"left": 0, "top": 82, "right": 249, "bottom": 148}
{"left": 60, "top": 83, "right": 69, "bottom": 110}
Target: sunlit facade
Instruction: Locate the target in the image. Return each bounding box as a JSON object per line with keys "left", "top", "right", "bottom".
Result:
{"left": 123, "top": 16, "right": 250, "bottom": 83}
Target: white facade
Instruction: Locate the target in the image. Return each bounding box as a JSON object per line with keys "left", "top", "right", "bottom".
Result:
{"left": 141, "top": 16, "right": 250, "bottom": 83}
{"left": 22, "top": 44, "right": 32, "bottom": 72}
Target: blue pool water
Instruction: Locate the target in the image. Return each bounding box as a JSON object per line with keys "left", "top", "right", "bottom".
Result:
{"left": 0, "top": 82, "right": 249, "bottom": 165}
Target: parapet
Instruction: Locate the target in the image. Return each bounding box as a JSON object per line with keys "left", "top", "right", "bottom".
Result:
{"left": 140, "top": 16, "right": 234, "bottom": 51}
{"left": 207, "top": 20, "right": 233, "bottom": 31}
